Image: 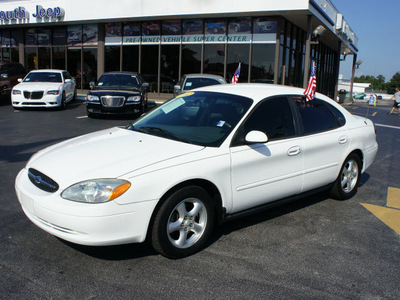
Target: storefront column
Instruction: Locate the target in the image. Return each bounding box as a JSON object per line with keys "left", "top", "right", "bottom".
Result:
{"left": 18, "top": 29, "right": 24, "bottom": 65}
{"left": 349, "top": 53, "right": 357, "bottom": 102}
{"left": 303, "top": 15, "right": 312, "bottom": 88}
{"left": 97, "top": 24, "right": 105, "bottom": 79}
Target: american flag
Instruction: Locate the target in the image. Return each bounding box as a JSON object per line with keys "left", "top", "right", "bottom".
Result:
{"left": 304, "top": 60, "right": 317, "bottom": 101}
{"left": 231, "top": 63, "right": 241, "bottom": 84}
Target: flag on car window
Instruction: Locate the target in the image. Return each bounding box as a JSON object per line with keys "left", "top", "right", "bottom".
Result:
{"left": 304, "top": 60, "right": 317, "bottom": 101}
{"left": 231, "top": 63, "right": 241, "bottom": 84}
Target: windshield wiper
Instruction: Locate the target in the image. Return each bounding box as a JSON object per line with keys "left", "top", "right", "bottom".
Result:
{"left": 135, "top": 126, "right": 192, "bottom": 144}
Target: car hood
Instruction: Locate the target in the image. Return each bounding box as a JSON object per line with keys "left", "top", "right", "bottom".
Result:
{"left": 14, "top": 82, "right": 62, "bottom": 91}
{"left": 27, "top": 127, "right": 204, "bottom": 188}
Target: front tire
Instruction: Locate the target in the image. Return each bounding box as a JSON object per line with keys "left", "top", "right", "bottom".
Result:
{"left": 151, "top": 186, "right": 215, "bottom": 258}
{"left": 59, "top": 92, "right": 66, "bottom": 110}
{"left": 330, "top": 153, "right": 361, "bottom": 200}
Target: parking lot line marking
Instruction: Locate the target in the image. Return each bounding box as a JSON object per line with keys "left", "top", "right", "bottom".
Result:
{"left": 387, "top": 187, "right": 400, "bottom": 209}
{"left": 372, "top": 112, "right": 377, "bottom": 116}
{"left": 361, "top": 203, "right": 400, "bottom": 235}
{"left": 76, "top": 116, "right": 88, "bottom": 119}
{"left": 375, "top": 124, "right": 400, "bottom": 130}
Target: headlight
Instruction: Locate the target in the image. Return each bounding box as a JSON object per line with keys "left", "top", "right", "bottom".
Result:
{"left": 87, "top": 95, "right": 100, "bottom": 102}
{"left": 61, "top": 179, "right": 131, "bottom": 203}
{"left": 12, "top": 89, "right": 21, "bottom": 95}
{"left": 47, "top": 90, "right": 60, "bottom": 95}
{"left": 127, "top": 95, "right": 141, "bottom": 102}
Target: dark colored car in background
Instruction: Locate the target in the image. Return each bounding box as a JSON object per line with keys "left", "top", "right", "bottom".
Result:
{"left": 86, "top": 72, "right": 149, "bottom": 118}
{"left": 0, "top": 62, "right": 26, "bottom": 102}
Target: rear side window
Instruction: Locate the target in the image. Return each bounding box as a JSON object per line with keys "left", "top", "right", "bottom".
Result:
{"left": 294, "top": 98, "right": 343, "bottom": 135}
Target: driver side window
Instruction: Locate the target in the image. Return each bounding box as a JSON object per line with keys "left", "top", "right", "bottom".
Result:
{"left": 232, "top": 96, "right": 295, "bottom": 146}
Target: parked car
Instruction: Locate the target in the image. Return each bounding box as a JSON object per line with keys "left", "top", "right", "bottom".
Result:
{"left": 11, "top": 69, "right": 76, "bottom": 110}
{"left": 0, "top": 62, "right": 26, "bottom": 102}
{"left": 86, "top": 72, "right": 149, "bottom": 117}
{"left": 173, "top": 74, "right": 226, "bottom": 97}
{"left": 15, "top": 84, "right": 378, "bottom": 258}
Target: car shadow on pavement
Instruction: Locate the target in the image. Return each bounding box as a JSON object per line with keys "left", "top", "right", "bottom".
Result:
{"left": 59, "top": 239, "right": 159, "bottom": 260}
{"left": 211, "top": 191, "right": 330, "bottom": 242}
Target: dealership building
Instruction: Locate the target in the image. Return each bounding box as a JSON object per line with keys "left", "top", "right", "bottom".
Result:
{"left": 0, "top": 0, "right": 358, "bottom": 99}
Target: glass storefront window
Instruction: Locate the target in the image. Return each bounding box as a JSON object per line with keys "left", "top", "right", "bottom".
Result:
{"left": 205, "top": 19, "right": 226, "bottom": 35}
{"left": 141, "top": 45, "right": 159, "bottom": 92}
{"left": 11, "top": 48, "right": 19, "bottom": 62}
{"left": 203, "top": 44, "right": 225, "bottom": 77}
{"left": 162, "top": 20, "right": 181, "bottom": 35}
{"left": 53, "top": 27, "right": 67, "bottom": 45}
{"left": 161, "top": 45, "right": 179, "bottom": 93}
{"left": 53, "top": 46, "right": 66, "bottom": 70}
{"left": 142, "top": 22, "right": 160, "bottom": 36}
{"left": 25, "top": 28, "right": 37, "bottom": 46}
{"left": 122, "top": 45, "right": 139, "bottom": 72}
{"left": 105, "top": 23, "right": 122, "bottom": 45}
{"left": 83, "top": 48, "right": 97, "bottom": 89}
{"left": 182, "top": 44, "right": 201, "bottom": 75}
{"left": 68, "top": 25, "right": 82, "bottom": 46}
{"left": 183, "top": 19, "right": 203, "bottom": 35}
{"left": 38, "top": 29, "right": 51, "bottom": 46}
{"left": 38, "top": 47, "right": 51, "bottom": 69}
{"left": 251, "top": 44, "right": 275, "bottom": 83}
{"left": 105, "top": 46, "right": 121, "bottom": 72}
{"left": 67, "top": 48, "right": 82, "bottom": 88}
{"left": 25, "top": 47, "right": 37, "bottom": 71}
{"left": 227, "top": 44, "right": 249, "bottom": 83}
{"left": 83, "top": 24, "right": 98, "bottom": 45}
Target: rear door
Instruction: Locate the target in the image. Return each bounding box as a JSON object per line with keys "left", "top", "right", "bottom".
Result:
{"left": 292, "top": 97, "right": 348, "bottom": 192}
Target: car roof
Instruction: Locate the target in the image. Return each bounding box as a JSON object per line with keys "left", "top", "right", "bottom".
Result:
{"left": 183, "top": 73, "right": 225, "bottom": 80}
{"left": 102, "top": 71, "right": 139, "bottom": 76}
{"left": 193, "top": 83, "right": 334, "bottom": 103}
{"left": 0, "top": 61, "right": 23, "bottom": 67}
{"left": 28, "top": 69, "right": 66, "bottom": 73}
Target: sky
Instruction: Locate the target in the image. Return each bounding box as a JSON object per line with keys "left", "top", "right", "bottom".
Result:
{"left": 333, "top": 0, "right": 400, "bottom": 82}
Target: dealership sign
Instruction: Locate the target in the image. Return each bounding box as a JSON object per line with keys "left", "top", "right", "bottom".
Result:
{"left": 0, "top": 5, "right": 64, "bottom": 21}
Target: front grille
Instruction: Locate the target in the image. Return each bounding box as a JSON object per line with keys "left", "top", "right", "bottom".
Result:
{"left": 28, "top": 168, "right": 59, "bottom": 193}
{"left": 101, "top": 96, "right": 125, "bottom": 107}
{"left": 24, "top": 91, "right": 44, "bottom": 100}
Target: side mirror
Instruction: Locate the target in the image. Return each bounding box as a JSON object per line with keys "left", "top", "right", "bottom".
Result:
{"left": 245, "top": 130, "right": 268, "bottom": 144}
{"left": 18, "top": 78, "right": 23, "bottom": 83}
{"left": 65, "top": 79, "right": 71, "bottom": 83}
{"left": 89, "top": 81, "right": 95, "bottom": 89}
{"left": 142, "top": 82, "right": 149, "bottom": 90}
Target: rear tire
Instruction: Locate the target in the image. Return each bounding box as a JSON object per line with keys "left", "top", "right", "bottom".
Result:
{"left": 330, "top": 153, "right": 361, "bottom": 200}
{"left": 151, "top": 186, "right": 215, "bottom": 258}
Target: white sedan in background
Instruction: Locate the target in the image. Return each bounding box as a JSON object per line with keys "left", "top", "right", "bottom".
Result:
{"left": 12, "top": 69, "right": 76, "bottom": 109}
{"left": 15, "top": 84, "right": 378, "bottom": 258}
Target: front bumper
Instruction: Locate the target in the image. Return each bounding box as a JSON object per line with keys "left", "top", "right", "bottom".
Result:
{"left": 87, "top": 102, "right": 142, "bottom": 115}
{"left": 15, "top": 168, "right": 157, "bottom": 246}
{"left": 12, "top": 94, "right": 62, "bottom": 108}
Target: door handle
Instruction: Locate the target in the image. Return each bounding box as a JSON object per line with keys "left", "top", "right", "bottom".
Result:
{"left": 339, "top": 136, "right": 348, "bottom": 144}
{"left": 287, "top": 146, "right": 301, "bottom": 156}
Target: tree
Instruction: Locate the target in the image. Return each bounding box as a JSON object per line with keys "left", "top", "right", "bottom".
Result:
{"left": 387, "top": 72, "right": 400, "bottom": 94}
{"left": 354, "top": 75, "right": 386, "bottom": 90}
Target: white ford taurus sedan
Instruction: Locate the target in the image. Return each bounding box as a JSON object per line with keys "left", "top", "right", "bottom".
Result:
{"left": 12, "top": 69, "right": 76, "bottom": 109}
{"left": 15, "top": 84, "right": 378, "bottom": 258}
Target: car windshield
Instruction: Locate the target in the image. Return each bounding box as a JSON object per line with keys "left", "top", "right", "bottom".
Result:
{"left": 127, "top": 91, "right": 253, "bottom": 147}
{"left": 23, "top": 72, "right": 62, "bottom": 83}
{"left": 96, "top": 74, "right": 140, "bottom": 88}
{"left": 184, "top": 78, "right": 224, "bottom": 91}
